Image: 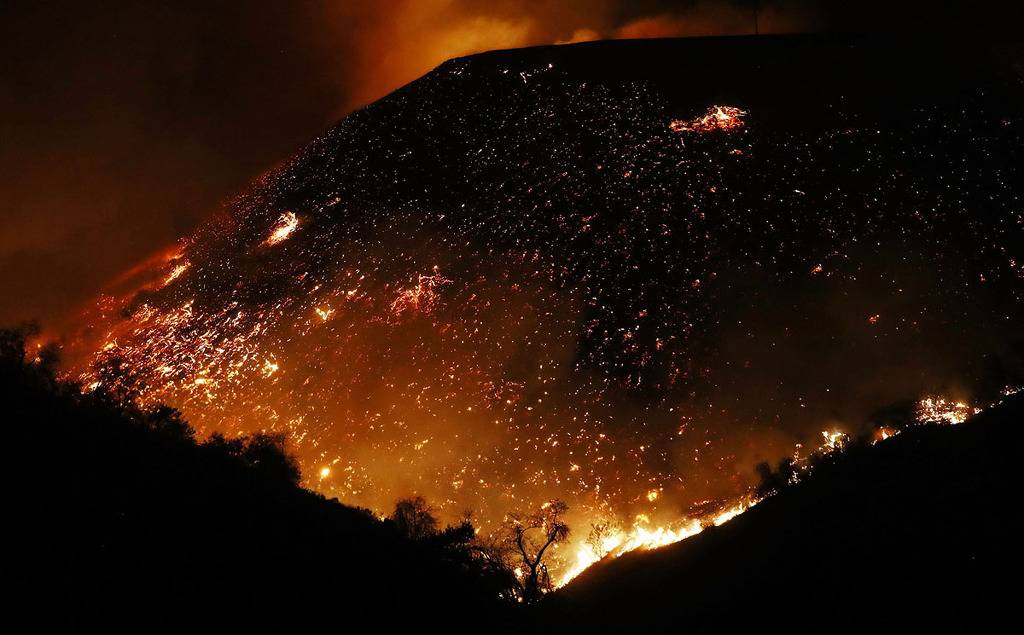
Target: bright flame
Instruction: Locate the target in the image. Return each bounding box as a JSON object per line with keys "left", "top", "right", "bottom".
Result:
{"left": 915, "top": 397, "right": 977, "bottom": 425}
{"left": 558, "top": 497, "right": 759, "bottom": 587}
{"left": 265, "top": 212, "right": 299, "bottom": 246}
{"left": 873, "top": 426, "right": 898, "bottom": 444}
{"left": 711, "top": 499, "right": 757, "bottom": 526}
{"left": 162, "top": 261, "right": 190, "bottom": 287}
{"left": 558, "top": 517, "right": 703, "bottom": 587}
{"left": 669, "top": 105, "right": 747, "bottom": 134}
{"left": 820, "top": 430, "right": 848, "bottom": 452}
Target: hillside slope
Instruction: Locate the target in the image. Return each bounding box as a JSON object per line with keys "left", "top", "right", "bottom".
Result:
{"left": 63, "top": 33, "right": 1024, "bottom": 538}
{"left": 550, "top": 393, "right": 1024, "bottom": 632}
{"left": 4, "top": 332, "right": 514, "bottom": 630}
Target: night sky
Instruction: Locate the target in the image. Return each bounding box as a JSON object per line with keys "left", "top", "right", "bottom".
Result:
{"left": 2, "top": 0, "right": 1019, "bottom": 326}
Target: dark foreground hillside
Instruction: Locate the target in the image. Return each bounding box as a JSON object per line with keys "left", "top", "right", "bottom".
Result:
{"left": 549, "top": 392, "right": 1024, "bottom": 633}
{"left": 5, "top": 321, "right": 1023, "bottom": 632}
{"left": 4, "top": 330, "right": 515, "bottom": 631}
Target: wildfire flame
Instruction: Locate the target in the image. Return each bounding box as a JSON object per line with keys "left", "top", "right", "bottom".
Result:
{"left": 162, "top": 261, "right": 190, "bottom": 287}
{"left": 557, "top": 496, "right": 761, "bottom": 587}
{"left": 820, "top": 430, "right": 848, "bottom": 452}
{"left": 669, "top": 105, "right": 747, "bottom": 134}
{"left": 915, "top": 397, "right": 977, "bottom": 426}
{"left": 265, "top": 211, "right": 299, "bottom": 246}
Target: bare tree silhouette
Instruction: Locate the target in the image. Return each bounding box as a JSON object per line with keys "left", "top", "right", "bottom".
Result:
{"left": 391, "top": 496, "right": 439, "bottom": 540}
{"left": 507, "top": 499, "right": 570, "bottom": 603}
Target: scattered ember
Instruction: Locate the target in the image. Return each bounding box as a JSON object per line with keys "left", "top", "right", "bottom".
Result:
{"left": 59, "top": 56, "right": 1023, "bottom": 584}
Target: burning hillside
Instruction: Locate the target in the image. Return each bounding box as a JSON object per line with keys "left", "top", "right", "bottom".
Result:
{"left": 56, "top": 36, "right": 1023, "bottom": 582}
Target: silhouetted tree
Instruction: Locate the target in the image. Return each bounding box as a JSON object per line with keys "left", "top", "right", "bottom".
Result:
{"left": 203, "top": 431, "right": 301, "bottom": 485}
{"left": 0, "top": 323, "right": 38, "bottom": 368}
{"left": 241, "top": 433, "right": 301, "bottom": 484}
{"left": 756, "top": 457, "right": 797, "bottom": 498}
{"left": 391, "top": 495, "right": 439, "bottom": 540}
{"left": 144, "top": 404, "right": 195, "bottom": 442}
{"left": 93, "top": 354, "right": 145, "bottom": 407}
{"left": 34, "top": 341, "right": 61, "bottom": 378}
{"left": 585, "top": 521, "right": 616, "bottom": 555}
{"left": 506, "top": 499, "right": 570, "bottom": 603}
{"left": 463, "top": 530, "right": 521, "bottom": 601}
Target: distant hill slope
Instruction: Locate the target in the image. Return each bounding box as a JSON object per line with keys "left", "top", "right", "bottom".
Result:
{"left": 64, "top": 32, "right": 1024, "bottom": 534}
{"left": 3, "top": 332, "right": 513, "bottom": 630}
{"left": 549, "top": 393, "right": 1024, "bottom": 632}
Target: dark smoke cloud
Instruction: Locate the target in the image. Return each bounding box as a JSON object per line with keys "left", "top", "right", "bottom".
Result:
{"left": 1, "top": 0, "right": 1018, "bottom": 325}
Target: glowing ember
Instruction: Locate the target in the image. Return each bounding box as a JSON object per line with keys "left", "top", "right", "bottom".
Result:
{"left": 261, "top": 359, "right": 280, "bottom": 377}
{"left": 162, "top": 261, "right": 190, "bottom": 287}
{"left": 669, "top": 105, "right": 747, "bottom": 133}
{"left": 915, "top": 397, "right": 978, "bottom": 426}
{"left": 873, "top": 426, "right": 899, "bottom": 444}
{"left": 265, "top": 211, "right": 299, "bottom": 246}
{"left": 820, "top": 430, "right": 848, "bottom": 452}
{"left": 557, "top": 496, "right": 760, "bottom": 587}
{"left": 390, "top": 269, "right": 451, "bottom": 319}
{"left": 59, "top": 56, "right": 1023, "bottom": 588}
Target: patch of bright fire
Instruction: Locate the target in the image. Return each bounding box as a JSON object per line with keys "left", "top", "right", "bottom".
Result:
{"left": 556, "top": 497, "right": 759, "bottom": 587}
{"left": 265, "top": 211, "right": 299, "bottom": 246}
{"left": 555, "top": 393, "right": 999, "bottom": 587}
{"left": 670, "top": 105, "right": 747, "bottom": 134}
{"left": 915, "top": 396, "right": 978, "bottom": 425}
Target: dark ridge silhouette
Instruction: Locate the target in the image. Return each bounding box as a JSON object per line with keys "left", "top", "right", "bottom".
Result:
{"left": 434, "top": 33, "right": 1022, "bottom": 132}
{"left": 3, "top": 326, "right": 517, "bottom": 630}
{"left": 546, "top": 392, "right": 1024, "bottom": 633}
